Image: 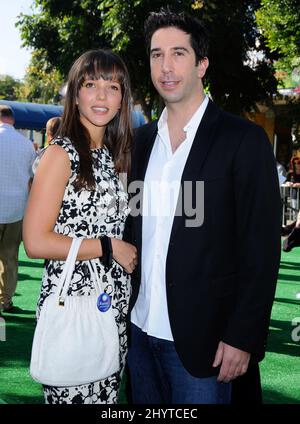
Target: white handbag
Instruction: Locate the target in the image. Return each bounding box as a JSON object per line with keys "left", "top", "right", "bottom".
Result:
{"left": 30, "top": 237, "right": 120, "bottom": 387}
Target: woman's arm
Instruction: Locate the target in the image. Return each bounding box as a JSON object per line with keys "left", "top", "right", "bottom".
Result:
{"left": 23, "top": 145, "right": 137, "bottom": 272}
{"left": 23, "top": 144, "right": 102, "bottom": 260}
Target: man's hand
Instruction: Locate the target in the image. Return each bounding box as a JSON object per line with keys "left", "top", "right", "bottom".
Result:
{"left": 212, "top": 341, "right": 250, "bottom": 383}
{"left": 111, "top": 238, "right": 137, "bottom": 274}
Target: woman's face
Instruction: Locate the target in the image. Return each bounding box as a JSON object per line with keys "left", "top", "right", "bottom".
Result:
{"left": 294, "top": 160, "right": 300, "bottom": 174}
{"left": 77, "top": 77, "right": 122, "bottom": 134}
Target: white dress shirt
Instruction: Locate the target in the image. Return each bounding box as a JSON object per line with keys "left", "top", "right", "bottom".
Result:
{"left": 0, "top": 123, "right": 36, "bottom": 223}
{"left": 131, "top": 96, "right": 209, "bottom": 340}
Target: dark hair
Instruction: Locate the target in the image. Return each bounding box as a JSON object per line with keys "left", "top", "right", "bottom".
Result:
{"left": 60, "top": 49, "right": 133, "bottom": 191}
{"left": 0, "top": 105, "right": 14, "bottom": 120}
{"left": 46, "top": 116, "right": 62, "bottom": 139}
{"left": 144, "top": 7, "right": 209, "bottom": 65}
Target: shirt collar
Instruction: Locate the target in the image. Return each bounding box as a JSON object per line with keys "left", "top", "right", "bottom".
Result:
{"left": 157, "top": 107, "right": 168, "bottom": 131}
{"left": 157, "top": 95, "right": 209, "bottom": 133}
{"left": 183, "top": 95, "right": 209, "bottom": 132}
{"left": 0, "top": 123, "right": 14, "bottom": 129}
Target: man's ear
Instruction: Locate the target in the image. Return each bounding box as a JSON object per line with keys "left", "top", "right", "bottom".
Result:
{"left": 197, "top": 57, "right": 209, "bottom": 79}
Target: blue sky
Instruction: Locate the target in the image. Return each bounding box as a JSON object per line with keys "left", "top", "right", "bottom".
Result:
{"left": 0, "top": 0, "right": 34, "bottom": 79}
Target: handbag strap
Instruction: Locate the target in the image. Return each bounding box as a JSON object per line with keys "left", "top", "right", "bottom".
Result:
{"left": 56, "top": 237, "right": 83, "bottom": 304}
{"left": 87, "top": 259, "right": 104, "bottom": 293}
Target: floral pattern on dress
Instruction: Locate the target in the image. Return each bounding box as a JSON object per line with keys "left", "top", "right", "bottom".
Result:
{"left": 37, "top": 137, "right": 130, "bottom": 404}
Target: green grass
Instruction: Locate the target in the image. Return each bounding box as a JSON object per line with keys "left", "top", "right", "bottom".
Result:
{"left": 0, "top": 248, "right": 44, "bottom": 404}
{"left": 0, "top": 243, "right": 299, "bottom": 404}
{"left": 260, "top": 248, "right": 300, "bottom": 403}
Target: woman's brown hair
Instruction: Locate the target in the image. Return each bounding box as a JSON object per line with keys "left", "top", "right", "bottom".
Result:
{"left": 59, "top": 49, "right": 133, "bottom": 191}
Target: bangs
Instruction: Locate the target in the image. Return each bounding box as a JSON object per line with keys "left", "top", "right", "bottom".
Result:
{"left": 78, "top": 51, "right": 126, "bottom": 88}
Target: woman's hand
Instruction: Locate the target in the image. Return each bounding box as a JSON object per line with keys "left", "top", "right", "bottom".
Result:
{"left": 111, "top": 239, "right": 137, "bottom": 274}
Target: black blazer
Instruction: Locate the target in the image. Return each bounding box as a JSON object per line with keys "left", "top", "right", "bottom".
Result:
{"left": 126, "top": 100, "right": 281, "bottom": 377}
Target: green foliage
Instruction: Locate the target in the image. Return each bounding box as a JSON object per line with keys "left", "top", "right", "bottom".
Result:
{"left": 16, "top": 0, "right": 109, "bottom": 77}
{"left": 256, "top": 0, "right": 300, "bottom": 65}
{"left": 256, "top": 0, "right": 300, "bottom": 85}
{"left": 256, "top": 0, "right": 300, "bottom": 133}
{"left": 194, "top": 0, "right": 277, "bottom": 113}
{"left": 15, "top": 50, "right": 64, "bottom": 104}
{"left": 17, "top": 0, "right": 278, "bottom": 115}
{"left": 0, "top": 75, "right": 21, "bottom": 100}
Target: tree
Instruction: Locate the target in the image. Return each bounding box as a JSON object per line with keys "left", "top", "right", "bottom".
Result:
{"left": 16, "top": 0, "right": 110, "bottom": 76}
{"left": 0, "top": 75, "right": 21, "bottom": 100}
{"left": 256, "top": 0, "right": 300, "bottom": 142}
{"left": 256, "top": 0, "right": 300, "bottom": 79}
{"left": 17, "top": 0, "right": 278, "bottom": 116}
{"left": 16, "top": 50, "right": 64, "bottom": 104}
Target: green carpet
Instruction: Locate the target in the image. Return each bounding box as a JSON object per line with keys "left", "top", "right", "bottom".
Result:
{"left": 0, "top": 243, "right": 299, "bottom": 404}
{"left": 260, "top": 247, "right": 300, "bottom": 403}
{"left": 0, "top": 249, "right": 43, "bottom": 404}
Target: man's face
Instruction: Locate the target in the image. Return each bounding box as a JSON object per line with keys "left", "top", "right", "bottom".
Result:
{"left": 150, "top": 27, "right": 208, "bottom": 107}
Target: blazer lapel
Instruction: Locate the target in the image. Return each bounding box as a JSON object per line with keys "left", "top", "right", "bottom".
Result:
{"left": 134, "top": 121, "right": 158, "bottom": 253}
{"left": 170, "top": 100, "right": 221, "bottom": 241}
{"left": 136, "top": 121, "right": 158, "bottom": 182}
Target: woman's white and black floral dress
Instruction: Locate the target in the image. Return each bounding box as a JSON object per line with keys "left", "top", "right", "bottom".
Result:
{"left": 37, "top": 137, "right": 131, "bottom": 404}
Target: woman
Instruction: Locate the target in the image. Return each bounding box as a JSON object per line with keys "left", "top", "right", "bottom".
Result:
{"left": 23, "top": 49, "right": 137, "bottom": 404}
{"left": 285, "top": 156, "right": 300, "bottom": 212}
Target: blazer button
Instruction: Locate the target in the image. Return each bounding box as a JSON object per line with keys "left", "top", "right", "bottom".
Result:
{"left": 168, "top": 281, "right": 174, "bottom": 287}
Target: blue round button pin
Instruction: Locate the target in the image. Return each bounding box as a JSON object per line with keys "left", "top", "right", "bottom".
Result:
{"left": 97, "top": 292, "right": 111, "bottom": 312}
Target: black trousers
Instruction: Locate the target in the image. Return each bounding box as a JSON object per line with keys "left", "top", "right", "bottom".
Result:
{"left": 231, "top": 362, "right": 262, "bottom": 404}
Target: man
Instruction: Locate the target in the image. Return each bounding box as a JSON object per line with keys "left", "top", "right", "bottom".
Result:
{"left": 126, "top": 9, "right": 281, "bottom": 404}
{"left": 0, "top": 105, "right": 36, "bottom": 313}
